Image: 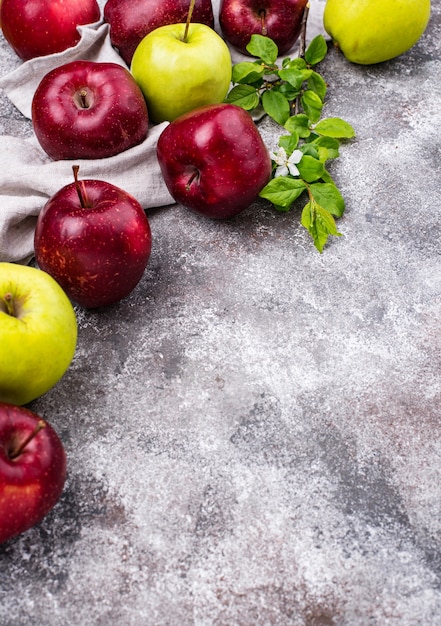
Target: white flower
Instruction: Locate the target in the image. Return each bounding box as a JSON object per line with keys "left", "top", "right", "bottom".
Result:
{"left": 270, "top": 147, "right": 303, "bottom": 178}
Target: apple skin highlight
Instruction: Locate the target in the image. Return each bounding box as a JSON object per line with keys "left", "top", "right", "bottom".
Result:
{"left": 0, "top": 263, "right": 78, "bottom": 406}
{"left": 131, "top": 23, "right": 232, "bottom": 124}
{"left": 0, "top": 402, "right": 66, "bottom": 545}
{"left": 157, "top": 103, "right": 272, "bottom": 220}
{"left": 34, "top": 176, "right": 152, "bottom": 309}
{"left": 32, "top": 61, "right": 149, "bottom": 161}
{"left": 0, "top": 0, "right": 100, "bottom": 61}
{"left": 323, "top": 0, "right": 431, "bottom": 65}
{"left": 104, "top": 0, "right": 214, "bottom": 66}
{"left": 219, "top": 0, "right": 308, "bottom": 56}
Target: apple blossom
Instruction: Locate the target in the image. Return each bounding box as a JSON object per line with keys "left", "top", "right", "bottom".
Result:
{"left": 271, "top": 147, "right": 303, "bottom": 177}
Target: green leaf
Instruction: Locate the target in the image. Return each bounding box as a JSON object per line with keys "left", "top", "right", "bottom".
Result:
{"left": 232, "top": 62, "right": 265, "bottom": 85}
{"left": 305, "top": 132, "right": 320, "bottom": 143}
{"left": 297, "top": 155, "right": 325, "bottom": 182}
{"left": 301, "top": 200, "right": 342, "bottom": 253}
{"left": 277, "top": 82, "right": 301, "bottom": 101}
{"left": 314, "top": 117, "right": 355, "bottom": 138}
{"left": 246, "top": 34, "right": 278, "bottom": 64}
{"left": 300, "top": 143, "right": 319, "bottom": 159}
{"left": 321, "top": 168, "right": 335, "bottom": 184}
{"left": 304, "top": 35, "right": 328, "bottom": 66}
{"left": 309, "top": 182, "right": 345, "bottom": 217}
{"left": 278, "top": 68, "right": 304, "bottom": 90}
{"left": 278, "top": 131, "right": 299, "bottom": 153}
{"left": 278, "top": 67, "right": 312, "bottom": 89}
{"left": 259, "top": 177, "right": 307, "bottom": 210}
{"left": 224, "top": 84, "right": 260, "bottom": 110}
{"left": 307, "top": 71, "right": 327, "bottom": 101}
{"left": 284, "top": 114, "right": 310, "bottom": 138}
{"left": 301, "top": 90, "right": 323, "bottom": 123}
{"left": 262, "top": 90, "right": 291, "bottom": 125}
{"left": 316, "top": 147, "right": 331, "bottom": 162}
{"left": 283, "top": 57, "right": 308, "bottom": 70}
{"left": 312, "top": 136, "right": 340, "bottom": 160}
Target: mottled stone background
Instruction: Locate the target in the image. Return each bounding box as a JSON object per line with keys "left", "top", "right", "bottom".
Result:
{"left": 0, "top": 1, "right": 440, "bottom": 624}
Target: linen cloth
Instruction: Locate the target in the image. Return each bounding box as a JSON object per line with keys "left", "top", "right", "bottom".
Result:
{"left": 0, "top": 1, "right": 326, "bottom": 264}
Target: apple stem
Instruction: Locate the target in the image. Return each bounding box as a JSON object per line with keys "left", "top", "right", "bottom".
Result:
{"left": 259, "top": 10, "right": 267, "bottom": 36}
{"left": 1, "top": 292, "right": 15, "bottom": 317}
{"left": 9, "top": 420, "right": 46, "bottom": 460}
{"left": 183, "top": 0, "right": 196, "bottom": 42}
{"left": 79, "top": 89, "right": 89, "bottom": 109}
{"left": 185, "top": 170, "right": 199, "bottom": 190}
{"left": 72, "top": 165, "right": 91, "bottom": 208}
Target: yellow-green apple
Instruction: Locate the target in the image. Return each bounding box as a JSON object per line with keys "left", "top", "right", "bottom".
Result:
{"left": 31, "top": 60, "right": 149, "bottom": 161}
{"left": 0, "top": 263, "right": 77, "bottom": 406}
{"left": 219, "top": 0, "right": 308, "bottom": 56}
{"left": 0, "top": 402, "right": 66, "bottom": 544}
{"left": 156, "top": 103, "right": 272, "bottom": 219}
{"left": 0, "top": 0, "right": 100, "bottom": 61}
{"left": 104, "top": 0, "right": 214, "bottom": 67}
{"left": 324, "top": 0, "right": 431, "bottom": 65}
{"left": 131, "top": 23, "right": 232, "bottom": 123}
{"left": 34, "top": 167, "right": 152, "bottom": 309}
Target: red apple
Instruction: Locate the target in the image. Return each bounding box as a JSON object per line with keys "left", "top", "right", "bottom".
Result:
{"left": 219, "top": 0, "right": 308, "bottom": 56}
{"left": 34, "top": 167, "right": 152, "bottom": 309}
{"left": 31, "top": 60, "right": 149, "bottom": 161}
{"left": 156, "top": 103, "right": 272, "bottom": 219}
{"left": 0, "top": 0, "right": 100, "bottom": 61}
{"left": 104, "top": 0, "right": 215, "bottom": 67}
{"left": 0, "top": 402, "right": 66, "bottom": 544}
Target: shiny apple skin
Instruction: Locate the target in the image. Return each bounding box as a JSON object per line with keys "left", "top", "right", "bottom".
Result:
{"left": 156, "top": 103, "right": 272, "bottom": 219}
{"left": 0, "top": 402, "right": 66, "bottom": 545}
{"left": 104, "top": 0, "right": 215, "bottom": 66}
{"left": 34, "top": 180, "right": 152, "bottom": 309}
{"left": 0, "top": 263, "right": 78, "bottom": 406}
{"left": 32, "top": 61, "right": 149, "bottom": 161}
{"left": 131, "top": 23, "right": 232, "bottom": 124}
{"left": 0, "top": 0, "right": 100, "bottom": 61}
{"left": 219, "top": 0, "right": 308, "bottom": 56}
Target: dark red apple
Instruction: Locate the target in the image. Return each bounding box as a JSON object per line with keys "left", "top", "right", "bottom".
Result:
{"left": 219, "top": 0, "right": 308, "bottom": 56}
{"left": 104, "top": 0, "right": 215, "bottom": 66}
{"left": 156, "top": 103, "right": 272, "bottom": 219}
{"left": 34, "top": 167, "right": 152, "bottom": 309}
{"left": 32, "top": 60, "right": 149, "bottom": 161}
{"left": 0, "top": 402, "right": 66, "bottom": 544}
{"left": 0, "top": 0, "right": 100, "bottom": 61}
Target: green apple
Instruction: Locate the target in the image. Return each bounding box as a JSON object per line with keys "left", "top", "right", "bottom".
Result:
{"left": 130, "top": 22, "right": 232, "bottom": 123}
{"left": 0, "top": 263, "right": 78, "bottom": 406}
{"left": 323, "top": 0, "right": 431, "bottom": 65}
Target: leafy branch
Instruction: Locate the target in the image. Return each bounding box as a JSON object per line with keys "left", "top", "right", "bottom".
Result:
{"left": 225, "top": 27, "right": 355, "bottom": 252}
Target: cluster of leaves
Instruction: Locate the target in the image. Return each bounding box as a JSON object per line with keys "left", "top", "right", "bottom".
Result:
{"left": 225, "top": 34, "right": 355, "bottom": 252}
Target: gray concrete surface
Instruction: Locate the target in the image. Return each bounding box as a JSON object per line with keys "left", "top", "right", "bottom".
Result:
{"left": 1, "top": 1, "right": 441, "bottom": 625}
